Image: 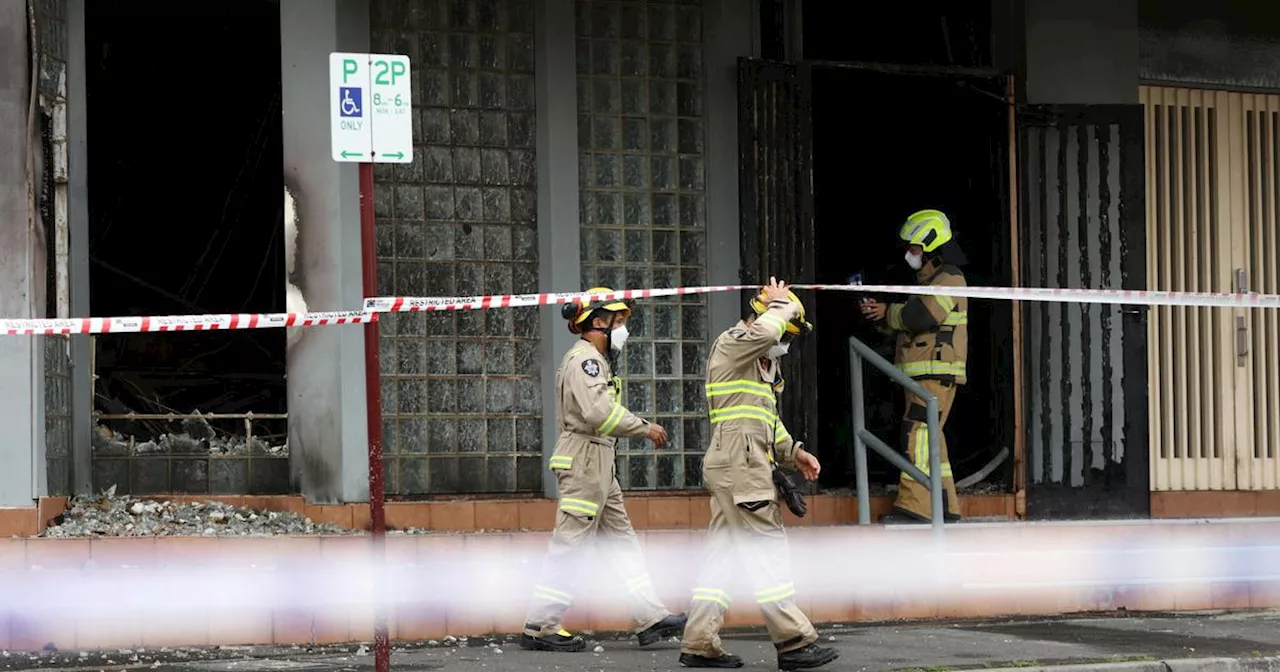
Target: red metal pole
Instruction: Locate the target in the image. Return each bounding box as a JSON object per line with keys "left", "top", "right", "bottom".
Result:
{"left": 359, "top": 161, "right": 391, "bottom": 672}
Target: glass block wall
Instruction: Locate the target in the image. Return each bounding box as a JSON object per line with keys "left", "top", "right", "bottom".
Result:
{"left": 575, "top": 0, "right": 710, "bottom": 490}
{"left": 371, "top": 0, "right": 543, "bottom": 495}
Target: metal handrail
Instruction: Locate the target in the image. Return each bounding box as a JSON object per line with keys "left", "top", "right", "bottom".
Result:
{"left": 849, "top": 336, "right": 945, "bottom": 534}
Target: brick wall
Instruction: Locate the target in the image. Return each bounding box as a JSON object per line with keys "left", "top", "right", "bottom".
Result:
{"left": 370, "top": 0, "right": 542, "bottom": 495}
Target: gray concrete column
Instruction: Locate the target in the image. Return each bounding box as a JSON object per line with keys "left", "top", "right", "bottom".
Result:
{"left": 280, "top": 0, "right": 371, "bottom": 503}
{"left": 0, "top": 0, "right": 44, "bottom": 506}
{"left": 67, "top": 0, "right": 92, "bottom": 495}
{"left": 704, "top": 0, "right": 750, "bottom": 336}
{"left": 535, "top": 0, "right": 582, "bottom": 499}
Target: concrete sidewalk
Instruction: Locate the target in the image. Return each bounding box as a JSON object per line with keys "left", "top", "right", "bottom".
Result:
{"left": 8, "top": 611, "right": 1280, "bottom": 672}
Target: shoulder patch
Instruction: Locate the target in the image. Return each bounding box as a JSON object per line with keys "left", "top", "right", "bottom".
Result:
{"left": 581, "top": 359, "right": 602, "bottom": 377}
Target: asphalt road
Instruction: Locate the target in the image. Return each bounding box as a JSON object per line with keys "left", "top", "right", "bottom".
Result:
{"left": 9, "top": 611, "right": 1280, "bottom": 672}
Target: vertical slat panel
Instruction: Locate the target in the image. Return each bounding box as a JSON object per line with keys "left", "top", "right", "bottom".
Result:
{"left": 1229, "top": 92, "right": 1254, "bottom": 490}
{"left": 1028, "top": 126, "right": 1047, "bottom": 485}
{"left": 1269, "top": 105, "right": 1280, "bottom": 486}
{"left": 1194, "top": 89, "right": 1222, "bottom": 489}
{"left": 1023, "top": 103, "right": 1147, "bottom": 517}
{"left": 1177, "top": 89, "right": 1205, "bottom": 487}
{"left": 1183, "top": 89, "right": 1206, "bottom": 488}
{"left": 1158, "top": 90, "right": 1179, "bottom": 488}
{"left": 1269, "top": 104, "right": 1280, "bottom": 483}
{"left": 1217, "top": 90, "right": 1241, "bottom": 491}
{"left": 1141, "top": 85, "right": 1258, "bottom": 492}
{"left": 1170, "top": 93, "right": 1192, "bottom": 485}
{"left": 1260, "top": 99, "right": 1276, "bottom": 489}
{"left": 1141, "top": 88, "right": 1165, "bottom": 490}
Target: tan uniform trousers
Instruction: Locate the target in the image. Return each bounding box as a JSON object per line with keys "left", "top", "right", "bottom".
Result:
{"left": 682, "top": 426, "right": 817, "bottom": 657}
{"left": 893, "top": 379, "right": 962, "bottom": 519}
{"left": 524, "top": 433, "right": 669, "bottom": 635}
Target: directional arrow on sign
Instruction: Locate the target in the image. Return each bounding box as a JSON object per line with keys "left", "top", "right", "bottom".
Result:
{"left": 382, "top": 152, "right": 404, "bottom": 159}
{"left": 341, "top": 150, "right": 364, "bottom": 159}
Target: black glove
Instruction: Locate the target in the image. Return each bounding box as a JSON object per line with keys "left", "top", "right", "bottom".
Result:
{"left": 772, "top": 468, "right": 807, "bottom": 518}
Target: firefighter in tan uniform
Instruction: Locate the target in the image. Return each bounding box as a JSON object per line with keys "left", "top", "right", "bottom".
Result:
{"left": 861, "top": 210, "right": 969, "bottom": 523}
{"left": 679, "top": 278, "right": 839, "bottom": 671}
{"left": 520, "top": 287, "right": 687, "bottom": 653}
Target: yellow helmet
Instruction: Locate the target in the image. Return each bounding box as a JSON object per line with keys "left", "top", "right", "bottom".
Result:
{"left": 900, "top": 209, "right": 953, "bottom": 253}
{"left": 561, "top": 287, "right": 631, "bottom": 334}
{"left": 749, "top": 288, "right": 813, "bottom": 336}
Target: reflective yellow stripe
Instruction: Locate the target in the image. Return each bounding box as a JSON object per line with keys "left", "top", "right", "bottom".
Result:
{"left": 896, "top": 360, "right": 966, "bottom": 378}
{"left": 754, "top": 582, "right": 796, "bottom": 604}
{"left": 756, "top": 314, "right": 787, "bottom": 339}
{"left": 887, "top": 304, "right": 904, "bottom": 330}
{"left": 599, "top": 403, "right": 625, "bottom": 435}
{"left": 943, "top": 311, "right": 968, "bottom": 326}
{"left": 705, "top": 380, "right": 775, "bottom": 399}
{"left": 626, "top": 573, "right": 653, "bottom": 594}
{"left": 692, "top": 587, "right": 731, "bottom": 609}
{"left": 935, "top": 295, "right": 957, "bottom": 313}
{"left": 548, "top": 455, "right": 573, "bottom": 470}
{"left": 533, "top": 585, "right": 573, "bottom": 605}
{"left": 903, "top": 463, "right": 955, "bottom": 482}
{"left": 708, "top": 405, "right": 778, "bottom": 422}
{"left": 774, "top": 425, "right": 791, "bottom": 444}
{"left": 903, "top": 425, "right": 954, "bottom": 482}
{"left": 559, "top": 498, "right": 600, "bottom": 516}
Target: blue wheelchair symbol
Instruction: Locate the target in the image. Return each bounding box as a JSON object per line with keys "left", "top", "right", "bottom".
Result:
{"left": 339, "top": 87, "right": 362, "bottom": 117}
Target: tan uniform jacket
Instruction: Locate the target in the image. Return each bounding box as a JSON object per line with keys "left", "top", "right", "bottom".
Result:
{"left": 704, "top": 298, "right": 801, "bottom": 505}
{"left": 556, "top": 341, "right": 649, "bottom": 441}
{"left": 881, "top": 259, "right": 969, "bottom": 385}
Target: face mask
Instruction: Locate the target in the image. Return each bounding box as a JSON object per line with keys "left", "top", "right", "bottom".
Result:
{"left": 767, "top": 343, "right": 790, "bottom": 359}
{"left": 610, "top": 324, "right": 629, "bottom": 351}
{"left": 905, "top": 250, "right": 924, "bottom": 270}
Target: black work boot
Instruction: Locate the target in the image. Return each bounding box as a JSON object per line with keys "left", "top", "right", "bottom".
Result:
{"left": 777, "top": 643, "right": 840, "bottom": 670}
{"left": 678, "top": 651, "right": 745, "bottom": 668}
{"left": 518, "top": 626, "right": 586, "bottom": 653}
{"left": 638, "top": 612, "right": 688, "bottom": 646}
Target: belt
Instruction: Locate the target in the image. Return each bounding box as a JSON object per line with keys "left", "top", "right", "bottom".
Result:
{"left": 559, "top": 431, "right": 616, "bottom": 447}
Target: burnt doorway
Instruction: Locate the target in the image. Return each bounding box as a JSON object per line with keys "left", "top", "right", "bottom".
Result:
{"left": 1020, "top": 105, "right": 1150, "bottom": 519}
{"left": 808, "top": 66, "right": 1016, "bottom": 499}
{"left": 735, "top": 56, "right": 1016, "bottom": 499}
{"left": 85, "top": 1, "right": 288, "bottom": 496}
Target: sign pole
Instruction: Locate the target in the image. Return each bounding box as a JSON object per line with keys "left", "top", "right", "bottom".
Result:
{"left": 359, "top": 160, "right": 390, "bottom": 672}
{"left": 332, "top": 51, "right": 410, "bottom": 672}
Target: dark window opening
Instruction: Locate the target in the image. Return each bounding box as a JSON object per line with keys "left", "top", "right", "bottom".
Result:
{"left": 85, "top": 1, "right": 288, "bottom": 496}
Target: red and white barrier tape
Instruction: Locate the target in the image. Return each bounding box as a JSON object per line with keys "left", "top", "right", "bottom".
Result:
{"left": 6, "top": 282, "right": 1280, "bottom": 337}
{"left": 362, "top": 282, "right": 1280, "bottom": 313}
{"left": 1, "top": 310, "right": 375, "bottom": 337}
{"left": 360, "top": 284, "right": 749, "bottom": 313}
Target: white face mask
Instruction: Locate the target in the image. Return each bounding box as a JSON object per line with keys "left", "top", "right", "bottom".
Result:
{"left": 610, "top": 324, "right": 629, "bottom": 351}
{"left": 767, "top": 343, "right": 790, "bottom": 359}
{"left": 905, "top": 250, "right": 924, "bottom": 270}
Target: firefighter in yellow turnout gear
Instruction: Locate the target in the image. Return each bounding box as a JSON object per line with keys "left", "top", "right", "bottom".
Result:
{"left": 861, "top": 210, "right": 969, "bottom": 523}
{"left": 679, "top": 278, "right": 839, "bottom": 671}
{"left": 520, "top": 288, "right": 687, "bottom": 652}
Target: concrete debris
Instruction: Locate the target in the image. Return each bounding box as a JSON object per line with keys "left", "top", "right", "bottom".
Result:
{"left": 92, "top": 414, "right": 288, "bottom": 458}
{"left": 41, "top": 487, "right": 357, "bottom": 538}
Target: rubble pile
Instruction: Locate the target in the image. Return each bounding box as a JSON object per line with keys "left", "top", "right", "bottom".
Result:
{"left": 91, "top": 412, "right": 288, "bottom": 457}
{"left": 41, "top": 487, "right": 358, "bottom": 538}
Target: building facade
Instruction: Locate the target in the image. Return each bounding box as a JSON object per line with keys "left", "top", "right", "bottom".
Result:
{"left": 0, "top": 0, "right": 1277, "bottom": 521}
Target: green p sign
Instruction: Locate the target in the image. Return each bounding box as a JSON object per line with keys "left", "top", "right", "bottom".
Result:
{"left": 342, "top": 58, "right": 358, "bottom": 83}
